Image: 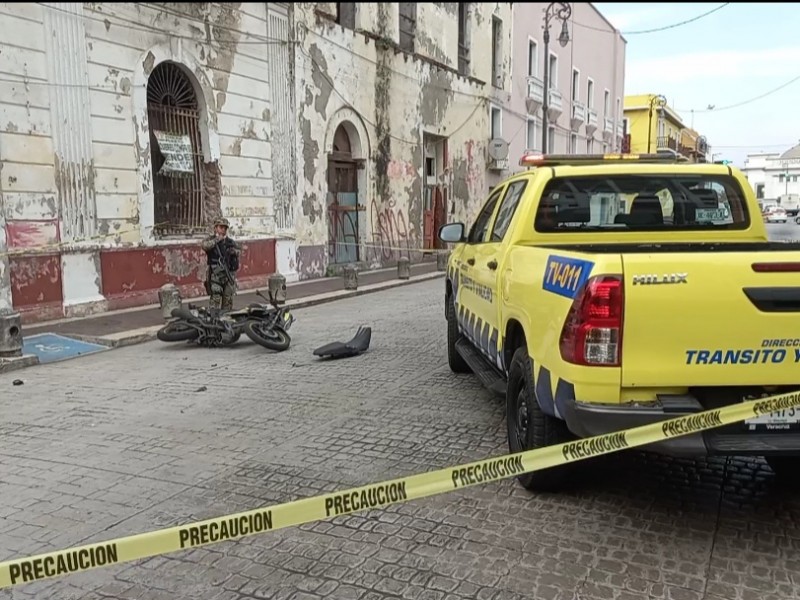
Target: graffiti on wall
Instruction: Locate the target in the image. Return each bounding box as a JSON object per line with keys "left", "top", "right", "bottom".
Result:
{"left": 367, "top": 199, "right": 419, "bottom": 263}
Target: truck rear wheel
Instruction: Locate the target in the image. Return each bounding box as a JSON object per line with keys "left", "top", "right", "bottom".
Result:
{"left": 446, "top": 296, "right": 471, "bottom": 374}
{"left": 506, "top": 346, "right": 573, "bottom": 492}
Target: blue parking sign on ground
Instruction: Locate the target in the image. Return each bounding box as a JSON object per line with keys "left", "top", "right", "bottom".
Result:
{"left": 22, "top": 333, "right": 110, "bottom": 364}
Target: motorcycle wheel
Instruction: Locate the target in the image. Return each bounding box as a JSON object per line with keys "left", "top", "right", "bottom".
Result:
{"left": 157, "top": 322, "right": 200, "bottom": 342}
{"left": 244, "top": 321, "right": 291, "bottom": 351}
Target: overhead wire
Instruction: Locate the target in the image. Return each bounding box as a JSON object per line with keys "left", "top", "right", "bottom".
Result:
{"left": 20, "top": 2, "right": 788, "bottom": 154}
{"left": 296, "top": 45, "right": 487, "bottom": 148}
{"left": 33, "top": 3, "right": 491, "bottom": 103}
{"left": 572, "top": 3, "right": 731, "bottom": 35}
{"left": 709, "top": 143, "right": 798, "bottom": 149}
{"left": 675, "top": 73, "right": 800, "bottom": 114}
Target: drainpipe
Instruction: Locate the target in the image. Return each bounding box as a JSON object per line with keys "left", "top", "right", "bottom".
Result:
{"left": 612, "top": 28, "right": 618, "bottom": 151}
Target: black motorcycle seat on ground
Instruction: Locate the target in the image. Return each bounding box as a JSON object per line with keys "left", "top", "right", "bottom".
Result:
{"left": 313, "top": 326, "right": 372, "bottom": 359}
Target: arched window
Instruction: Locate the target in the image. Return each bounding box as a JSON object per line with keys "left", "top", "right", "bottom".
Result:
{"left": 147, "top": 61, "right": 205, "bottom": 236}
{"left": 332, "top": 124, "right": 352, "bottom": 156}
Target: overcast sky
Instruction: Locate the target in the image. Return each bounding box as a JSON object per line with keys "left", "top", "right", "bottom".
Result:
{"left": 593, "top": 2, "right": 800, "bottom": 166}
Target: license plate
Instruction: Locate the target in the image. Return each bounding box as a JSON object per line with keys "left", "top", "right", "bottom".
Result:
{"left": 696, "top": 207, "right": 731, "bottom": 222}
{"left": 745, "top": 406, "right": 800, "bottom": 431}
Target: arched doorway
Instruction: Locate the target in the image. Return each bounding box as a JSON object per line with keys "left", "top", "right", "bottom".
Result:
{"left": 147, "top": 61, "right": 205, "bottom": 237}
{"left": 327, "top": 124, "right": 361, "bottom": 264}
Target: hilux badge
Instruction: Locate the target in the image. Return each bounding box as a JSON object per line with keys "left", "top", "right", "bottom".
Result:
{"left": 632, "top": 273, "right": 688, "bottom": 285}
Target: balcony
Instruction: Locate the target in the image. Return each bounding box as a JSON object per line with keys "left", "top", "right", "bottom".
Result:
{"left": 616, "top": 122, "right": 624, "bottom": 138}
{"left": 657, "top": 136, "right": 678, "bottom": 151}
{"left": 602, "top": 117, "right": 614, "bottom": 141}
{"left": 570, "top": 101, "right": 586, "bottom": 131}
{"left": 677, "top": 140, "right": 709, "bottom": 163}
{"left": 586, "top": 109, "right": 598, "bottom": 134}
{"left": 621, "top": 134, "right": 631, "bottom": 153}
{"left": 526, "top": 76, "right": 544, "bottom": 114}
{"left": 547, "top": 88, "right": 563, "bottom": 121}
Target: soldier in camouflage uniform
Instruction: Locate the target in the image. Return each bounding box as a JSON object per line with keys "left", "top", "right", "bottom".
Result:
{"left": 201, "top": 217, "right": 241, "bottom": 311}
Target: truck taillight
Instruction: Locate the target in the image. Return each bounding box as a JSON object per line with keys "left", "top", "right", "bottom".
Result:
{"left": 559, "top": 275, "right": 624, "bottom": 367}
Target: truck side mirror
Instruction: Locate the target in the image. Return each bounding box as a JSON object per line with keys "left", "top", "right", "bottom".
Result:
{"left": 438, "top": 223, "right": 466, "bottom": 243}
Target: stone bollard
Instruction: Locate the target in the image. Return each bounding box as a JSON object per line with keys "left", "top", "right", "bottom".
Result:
{"left": 268, "top": 273, "right": 287, "bottom": 304}
{"left": 397, "top": 256, "right": 411, "bottom": 280}
{"left": 0, "top": 308, "right": 23, "bottom": 358}
{"left": 437, "top": 251, "right": 450, "bottom": 271}
{"left": 158, "top": 283, "right": 183, "bottom": 320}
{"left": 343, "top": 264, "right": 358, "bottom": 291}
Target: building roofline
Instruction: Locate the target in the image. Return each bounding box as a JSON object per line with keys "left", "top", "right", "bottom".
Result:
{"left": 623, "top": 97, "right": 685, "bottom": 127}
{"left": 587, "top": 2, "right": 627, "bottom": 43}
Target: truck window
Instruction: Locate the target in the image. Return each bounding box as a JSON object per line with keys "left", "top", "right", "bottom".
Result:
{"left": 533, "top": 174, "right": 751, "bottom": 233}
{"left": 491, "top": 180, "right": 528, "bottom": 242}
{"left": 468, "top": 185, "right": 505, "bottom": 243}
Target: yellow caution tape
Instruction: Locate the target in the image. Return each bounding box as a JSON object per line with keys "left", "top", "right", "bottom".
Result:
{"left": 2, "top": 389, "right": 799, "bottom": 588}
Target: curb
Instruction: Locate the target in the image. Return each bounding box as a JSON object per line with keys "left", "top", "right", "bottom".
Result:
{"left": 0, "top": 354, "right": 40, "bottom": 374}
{"left": 4, "top": 272, "right": 445, "bottom": 370}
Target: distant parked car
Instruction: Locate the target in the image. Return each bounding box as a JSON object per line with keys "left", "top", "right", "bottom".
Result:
{"left": 765, "top": 207, "right": 788, "bottom": 223}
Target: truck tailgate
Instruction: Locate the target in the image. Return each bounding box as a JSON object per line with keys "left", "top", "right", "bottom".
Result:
{"left": 621, "top": 252, "right": 800, "bottom": 387}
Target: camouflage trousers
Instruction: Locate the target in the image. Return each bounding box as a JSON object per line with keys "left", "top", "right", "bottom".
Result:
{"left": 207, "top": 265, "right": 236, "bottom": 311}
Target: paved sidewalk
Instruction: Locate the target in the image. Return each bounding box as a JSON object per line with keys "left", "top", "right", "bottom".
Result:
{"left": 22, "top": 261, "right": 441, "bottom": 340}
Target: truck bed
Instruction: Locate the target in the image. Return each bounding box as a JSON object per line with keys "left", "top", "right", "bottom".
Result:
{"left": 535, "top": 241, "right": 800, "bottom": 254}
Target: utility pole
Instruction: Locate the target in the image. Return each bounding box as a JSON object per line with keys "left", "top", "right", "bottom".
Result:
{"left": 647, "top": 94, "right": 667, "bottom": 153}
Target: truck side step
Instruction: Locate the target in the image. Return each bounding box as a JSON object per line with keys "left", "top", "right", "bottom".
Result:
{"left": 455, "top": 338, "right": 507, "bottom": 398}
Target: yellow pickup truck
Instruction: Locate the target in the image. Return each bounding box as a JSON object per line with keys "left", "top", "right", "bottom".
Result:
{"left": 439, "top": 152, "right": 800, "bottom": 492}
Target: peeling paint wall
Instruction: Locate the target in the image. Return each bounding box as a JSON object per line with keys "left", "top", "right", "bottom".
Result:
{"left": 293, "top": 2, "right": 514, "bottom": 279}
{"left": 0, "top": 3, "right": 290, "bottom": 320}
{"left": 109, "top": 2, "right": 276, "bottom": 242}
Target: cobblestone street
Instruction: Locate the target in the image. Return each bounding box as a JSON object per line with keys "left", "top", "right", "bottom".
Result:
{"left": 1, "top": 279, "right": 799, "bottom": 600}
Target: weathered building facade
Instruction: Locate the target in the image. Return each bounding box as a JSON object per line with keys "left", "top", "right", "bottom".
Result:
{"left": 292, "top": 2, "right": 513, "bottom": 279}
{"left": 0, "top": 2, "right": 293, "bottom": 323}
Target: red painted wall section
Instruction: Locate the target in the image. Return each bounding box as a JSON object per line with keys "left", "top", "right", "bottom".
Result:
{"left": 100, "top": 239, "right": 276, "bottom": 310}
{"left": 10, "top": 254, "right": 64, "bottom": 322}
{"left": 5, "top": 220, "right": 60, "bottom": 250}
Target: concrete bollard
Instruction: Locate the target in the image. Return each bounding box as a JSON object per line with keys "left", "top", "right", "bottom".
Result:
{"left": 268, "top": 273, "right": 287, "bottom": 304}
{"left": 158, "top": 283, "right": 183, "bottom": 320}
{"left": 397, "top": 256, "right": 411, "bottom": 280}
{"left": 437, "top": 251, "right": 450, "bottom": 271}
{"left": 0, "top": 308, "right": 23, "bottom": 358}
{"left": 343, "top": 264, "right": 358, "bottom": 291}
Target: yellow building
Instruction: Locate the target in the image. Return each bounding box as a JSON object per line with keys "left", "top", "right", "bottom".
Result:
{"left": 622, "top": 94, "right": 709, "bottom": 162}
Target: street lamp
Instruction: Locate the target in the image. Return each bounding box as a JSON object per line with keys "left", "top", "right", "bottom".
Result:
{"left": 647, "top": 94, "right": 667, "bottom": 153}
{"left": 541, "top": 2, "right": 572, "bottom": 154}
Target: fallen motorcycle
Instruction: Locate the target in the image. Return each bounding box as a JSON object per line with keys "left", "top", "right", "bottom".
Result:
{"left": 156, "top": 289, "right": 295, "bottom": 351}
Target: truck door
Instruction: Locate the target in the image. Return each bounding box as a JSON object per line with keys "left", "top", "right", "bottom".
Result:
{"left": 455, "top": 184, "right": 506, "bottom": 364}
{"left": 468, "top": 180, "right": 529, "bottom": 370}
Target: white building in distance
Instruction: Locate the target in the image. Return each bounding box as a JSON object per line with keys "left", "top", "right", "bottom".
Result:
{"left": 741, "top": 142, "right": 800, "bottom": 209}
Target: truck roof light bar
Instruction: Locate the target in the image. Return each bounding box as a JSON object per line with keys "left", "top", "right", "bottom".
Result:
{"left": 519, "top": 151, "right": 692, "bottom": 168}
